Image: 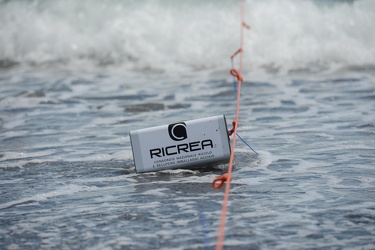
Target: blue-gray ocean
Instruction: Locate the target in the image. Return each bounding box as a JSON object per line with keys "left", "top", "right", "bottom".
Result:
{"left": 1, "top": 0, "right": 374, "bottom": 249}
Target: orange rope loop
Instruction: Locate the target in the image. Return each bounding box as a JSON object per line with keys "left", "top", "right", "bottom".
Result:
{"left": 212, "top": 173, "right": 232, "bottom": 189}
{"left": 230, "top": 68, "right": 243, "bottom": 82}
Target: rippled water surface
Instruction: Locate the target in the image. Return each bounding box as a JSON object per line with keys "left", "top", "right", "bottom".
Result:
{"left": 1, "top": 0, "right": 375, "bottom": 248}
{"left": 0, "top": 69, "right": 374, "bottom": 249}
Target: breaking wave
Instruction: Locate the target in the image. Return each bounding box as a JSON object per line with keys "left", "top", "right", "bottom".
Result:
{"left": 0, "top": 0, "right": 374, "bottom": 74}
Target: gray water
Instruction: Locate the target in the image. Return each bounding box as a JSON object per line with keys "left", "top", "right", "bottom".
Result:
{"left": 1, "top": 69, "right": 374, "bottom": 249}
{"left": 1, "top": 0, "right": 375, "bottom": 249}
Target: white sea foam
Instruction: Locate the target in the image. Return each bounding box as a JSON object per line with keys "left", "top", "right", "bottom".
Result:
{"left": 0, "top": 0, "right": 374, "bottom": 74}
{"left": 0, "top": 184, "right": 100, "bottom": 210}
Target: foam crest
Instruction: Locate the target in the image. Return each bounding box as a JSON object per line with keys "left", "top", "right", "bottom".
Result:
{"left": 0, "top": 0, "right": 374, "bottom": 74}
{"left": 246, "top": 0, "right": 375, "bottom": 73}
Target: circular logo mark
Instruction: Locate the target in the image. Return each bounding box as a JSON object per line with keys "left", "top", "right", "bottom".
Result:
{"left": 168, "top": 122, "right": 187, "bottom": 141}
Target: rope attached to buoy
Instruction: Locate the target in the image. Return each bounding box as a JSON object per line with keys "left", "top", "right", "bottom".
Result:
{"left": 213, "top": 3, "right": 251, "bottom": 250}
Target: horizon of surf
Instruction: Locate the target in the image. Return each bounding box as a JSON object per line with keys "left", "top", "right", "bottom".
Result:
{"left": 0, "top": 0, "right": 374, "bottom": 75}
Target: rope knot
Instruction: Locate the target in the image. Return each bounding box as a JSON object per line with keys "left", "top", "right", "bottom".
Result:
{"left": 228, "top": 120, "right": 236, "bottom": 136}
{"left": 242, "top": 21, "right": 251, "bottom": 29}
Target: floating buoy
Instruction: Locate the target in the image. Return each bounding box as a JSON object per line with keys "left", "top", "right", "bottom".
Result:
{"left": 130, "top": 115, "right": 231, "bottom": 173}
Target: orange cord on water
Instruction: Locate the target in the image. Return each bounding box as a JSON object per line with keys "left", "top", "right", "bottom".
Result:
{"left": 213, "top": 3, "right": 250, "bottom": 250}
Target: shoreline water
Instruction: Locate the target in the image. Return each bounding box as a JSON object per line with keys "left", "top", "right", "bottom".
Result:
{"left": 1, "top": 68, "right": 374, "bottom": 249}
{"left": 1, "top": 0, "right": 375, "bottom": 249}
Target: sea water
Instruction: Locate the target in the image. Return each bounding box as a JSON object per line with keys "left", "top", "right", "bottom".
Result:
{"left": 0, "top": 0, "right": 374, "bottom": 249}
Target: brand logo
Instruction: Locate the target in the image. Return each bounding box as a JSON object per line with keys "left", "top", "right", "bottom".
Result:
{"left": 168, "top": 122, "right": 187, "bottom": 141}
{"left": 150, "top": 139, "right": 214, "bottom": 159}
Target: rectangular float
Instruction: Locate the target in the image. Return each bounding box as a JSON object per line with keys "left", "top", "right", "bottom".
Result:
{"left": 129, "top": 115, "right": 231, "bottom": 173}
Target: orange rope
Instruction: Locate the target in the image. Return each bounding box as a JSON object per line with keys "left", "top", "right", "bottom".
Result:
{"left": 213, "top": 2, "right": 250, "bottom": 250}
{"left": 214, "top": 79, "right": 241, "bottom": 250}
{"left": 230, "top": 48, "right": 242, "bottom": 59}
